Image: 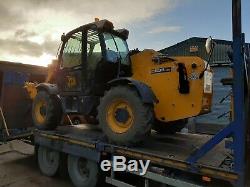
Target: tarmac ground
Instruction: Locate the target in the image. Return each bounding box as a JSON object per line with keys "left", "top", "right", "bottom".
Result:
{"left": 0, "top": 140, "right": 72, "bottom": 187}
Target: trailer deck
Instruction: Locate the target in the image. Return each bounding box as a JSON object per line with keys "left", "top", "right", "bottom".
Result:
{"left": 34, "top": 124, "right": 237, "bottom": 186}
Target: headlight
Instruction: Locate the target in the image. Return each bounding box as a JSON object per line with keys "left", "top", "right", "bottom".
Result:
{"left": 204, "top": 71, "right": 213, "bottom": 93}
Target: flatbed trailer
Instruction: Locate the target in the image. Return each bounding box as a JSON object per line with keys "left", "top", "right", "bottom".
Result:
{"left": 34, "top": 124, "right": 238, "bottom": 187}
{"left": 33, "top": 1, "right": 249, "bottom": 187}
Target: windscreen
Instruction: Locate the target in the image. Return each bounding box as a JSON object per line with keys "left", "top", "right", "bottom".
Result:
{"left": 103, "top": 33, "right": 130, "bottom": 65}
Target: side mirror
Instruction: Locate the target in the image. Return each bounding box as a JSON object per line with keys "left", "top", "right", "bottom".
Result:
{"left": 205, "top": 36, "right": 213, "bottom": 54}
{"left": 199, "top": 36, "right": 215, "bottom": 79}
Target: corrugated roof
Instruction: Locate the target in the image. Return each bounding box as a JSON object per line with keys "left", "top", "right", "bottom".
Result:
{"left": 160, "top": 37, "right": 233, "bottom": 53}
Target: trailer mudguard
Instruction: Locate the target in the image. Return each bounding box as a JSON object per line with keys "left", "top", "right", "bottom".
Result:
{"left": 108, "top": 78, "right": 158, "bottom": 104}
{"left": 36, "top": 83, "right": 59, "bottom": 95}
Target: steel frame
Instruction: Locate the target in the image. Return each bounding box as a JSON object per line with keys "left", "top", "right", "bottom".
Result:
{"left": 186, "top": 0, "right": 247, "bottom": 186}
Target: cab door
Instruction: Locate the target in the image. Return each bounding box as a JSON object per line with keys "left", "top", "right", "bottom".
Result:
{"left": 58, "top": 31, "right": 85, "bottom": 95}
{"left": 57, "top": 31, "right": 88, "bottom": 114}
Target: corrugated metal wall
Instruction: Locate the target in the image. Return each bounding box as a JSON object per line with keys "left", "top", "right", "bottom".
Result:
{"left": 195, "top": 67, "right": 231, "bottom": 125}
{"left": 0, "top": 62, "right": 47, "bottom": 130}
{"left": 1, "top": 71, "right": 31, "bottom": 129}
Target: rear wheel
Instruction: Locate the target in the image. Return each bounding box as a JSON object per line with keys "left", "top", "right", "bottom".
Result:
{"left": 153, "top": 119, "right": 187, "bottom": 134}
{"left": 32, "top": 91, "right": 62, "bottom": 130}
{"left": 37, "top": 146, "right": 60, "bottom": 177}
{"left": 67, "top": 155, "right": 100, "bottom": 187}
{"left": 98, "top": 86, "right": 153, "bottom": 146}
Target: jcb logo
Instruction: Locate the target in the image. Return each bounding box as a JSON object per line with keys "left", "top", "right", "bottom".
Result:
{"left": 66, "top": 76, "right": 77, "bottom": 88}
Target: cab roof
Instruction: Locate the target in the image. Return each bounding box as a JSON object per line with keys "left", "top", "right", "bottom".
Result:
{"left": 62, "top": 19, "right": 129, "bottom": 41}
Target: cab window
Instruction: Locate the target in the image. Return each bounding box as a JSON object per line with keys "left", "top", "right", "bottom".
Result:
{"left": 62, "top": 32, "right": 82, "bottom": 68}
{"left": 87, "top": 30, "right": 102, "bottom": 65}
{"left": 104, "top": 33, "right": 130, "bottom": 65}
{"left": 104, "top": 34, "right": 119, "bottom": 63}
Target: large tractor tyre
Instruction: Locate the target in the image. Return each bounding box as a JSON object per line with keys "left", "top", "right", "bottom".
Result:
{"left": 153, "top": 119, "right": 188, "bottom": 134}
{"left": 37, "top": 146, "right": 60, "bottom": 177}
{"left": 98, "top": 86, "right": 153, "bottom": 146}
{"left": 32, "top": 90, "right": 62, "bottom": 130}
{"left": 67, "top": 155, "right": 101, "bottom": 187}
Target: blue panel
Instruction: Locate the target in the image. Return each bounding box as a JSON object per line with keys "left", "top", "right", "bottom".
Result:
{"left": 3, "top": 71, "right": 29, "bottom": 85}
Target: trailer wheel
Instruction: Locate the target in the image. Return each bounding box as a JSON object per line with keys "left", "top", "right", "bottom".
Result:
{"left": 32, "top": 90, "right": 62, "bottom": 130}
{"left": 67, "top": 155, "right": 99, "bottom": 187}
{"left": 38, "top": 146, "right": 60, "bottom": 177}
{"left": 153, "top": 119, "right": 187, "bottom": 134}
{"left": 98, "top": 86, "right": 153, "bottom": 146}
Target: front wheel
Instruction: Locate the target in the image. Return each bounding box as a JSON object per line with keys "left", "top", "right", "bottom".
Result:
{"left": 32, "top": 91, "right": 62, "bottom": 130}
{"left": 98, "top": 86, "right": 153, "bottom": 146}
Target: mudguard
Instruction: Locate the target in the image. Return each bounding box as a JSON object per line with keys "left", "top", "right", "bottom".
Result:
{"left": 108, "top": 78, "right": 158, "bottom": 104}
{"left": 36, "top": 83, "right": 59, "bottom": 95}
{"left": 36, "top": 83, "right": 65, "bottom": 113}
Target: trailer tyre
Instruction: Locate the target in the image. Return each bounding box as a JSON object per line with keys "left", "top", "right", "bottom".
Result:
{"left": 38, "top": 146, "right": 60, "bottom": 177}
{"left": 98, "top": 86, "right": 153, "bottom": 146}
{"left": 67, "top": 155, "right": 99, "bottom": 187}
{"left": 32, "top": 90, "right": 62, "bottom": 130}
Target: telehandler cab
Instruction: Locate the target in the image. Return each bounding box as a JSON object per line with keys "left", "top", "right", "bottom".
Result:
{"left": 32, "top": 19, "right": 213, "bottom": 145}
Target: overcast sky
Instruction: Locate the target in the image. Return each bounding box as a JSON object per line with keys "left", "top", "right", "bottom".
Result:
{"left": 0, "top": 0, "right": 249, "bottom": 66}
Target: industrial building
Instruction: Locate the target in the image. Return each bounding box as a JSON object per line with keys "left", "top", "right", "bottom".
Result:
{"left": 160, "top": 37, "right": 250, "bottom": 65}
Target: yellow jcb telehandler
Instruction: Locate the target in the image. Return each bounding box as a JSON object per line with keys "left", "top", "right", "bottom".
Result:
{"left": 29, "top": 19, "right": 213, "bottom": 145}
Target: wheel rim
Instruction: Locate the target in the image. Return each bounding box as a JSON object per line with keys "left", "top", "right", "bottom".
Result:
{"left": 106, "top": 98, "right": 134, "bottom": 134}
{"left": 34, "top": 100, "right": 47, "bottom": 124}
{"left": 77, "top": 158, "right": 90, "bottom": 181}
